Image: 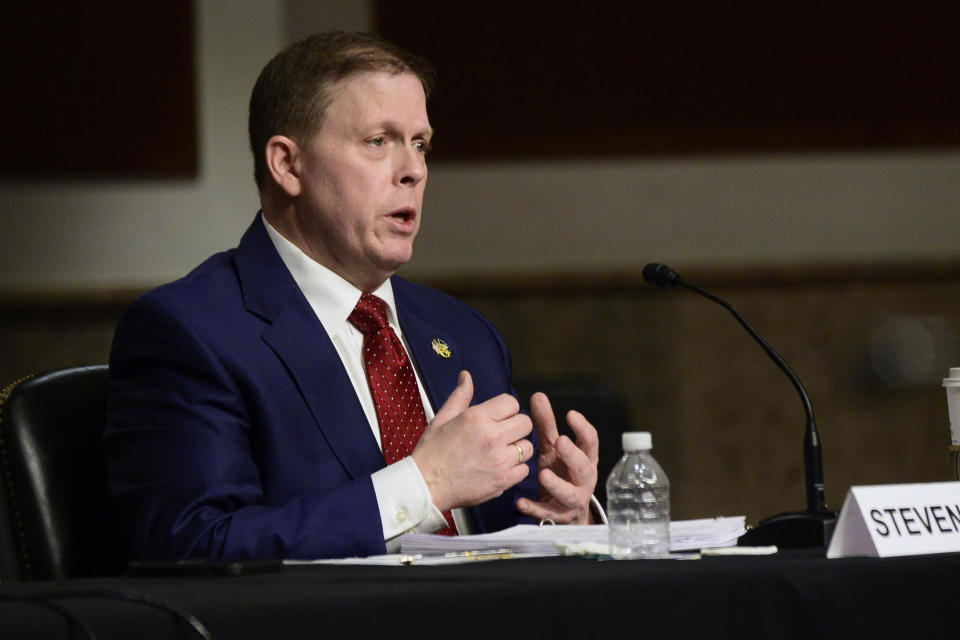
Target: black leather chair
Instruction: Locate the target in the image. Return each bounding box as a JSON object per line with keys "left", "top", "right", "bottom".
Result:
{"left": 0, "top": 365, "right": 127, "bottom": 581}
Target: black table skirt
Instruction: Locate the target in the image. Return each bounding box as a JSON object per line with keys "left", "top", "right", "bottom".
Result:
{"left": 1, "top": 550, "right": 956, "bottom": 639}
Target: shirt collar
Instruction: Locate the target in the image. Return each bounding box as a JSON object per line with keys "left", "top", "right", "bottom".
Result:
{"left": 261, "top": 214, "right": 398, "bottom": 336}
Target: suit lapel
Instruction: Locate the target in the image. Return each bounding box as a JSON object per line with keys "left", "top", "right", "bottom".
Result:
{"left": 393, "top": 278, "right": 467, "bottom": 413}
{"left": 394, "top": 277, "right": 495, "bottom": 534}
{"left": 261, "top": 305, "right": 385, "bottom": 479}
{"left": 235, "top": 215, "right": 384, "bottom": 479}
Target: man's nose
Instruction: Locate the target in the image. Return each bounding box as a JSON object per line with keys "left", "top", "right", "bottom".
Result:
{"left": 396, "top": 145, "right": 426, "bottom": 186}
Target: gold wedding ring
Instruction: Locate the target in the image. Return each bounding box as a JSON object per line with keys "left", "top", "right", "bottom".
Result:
{"left": 515, "top": 443, "right": 524, "bottom": 465}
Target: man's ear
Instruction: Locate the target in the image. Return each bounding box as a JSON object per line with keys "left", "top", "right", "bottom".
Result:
{"left": 265, "top": 135, "right": 302, "bottom": 197}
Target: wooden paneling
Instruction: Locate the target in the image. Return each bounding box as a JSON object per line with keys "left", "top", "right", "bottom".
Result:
{"left": 457, "top": 272, "right": 960, "bottom": 523}
{"left": 3, "top": 264, "right": 958, "bottom": 526}
{"left": 375, "top": 2, "right": 960, "bottom": 160}
{"left": 1, "top": 2, "right": 196, "bottom": 178}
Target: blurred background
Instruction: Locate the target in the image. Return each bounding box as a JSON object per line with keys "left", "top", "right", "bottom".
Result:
{"left": 1, "top": 1, "right": 958, "bottom": 525}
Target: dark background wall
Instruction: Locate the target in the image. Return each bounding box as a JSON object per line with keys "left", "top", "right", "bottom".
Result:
{"left": 376, "top": 2, "right": 960, "bottom": 160}
{"left": 1, "top": 1, "right": 958, "bottom": 529}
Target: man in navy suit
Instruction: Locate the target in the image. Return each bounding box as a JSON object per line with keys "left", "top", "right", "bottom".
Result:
{"left": 105, "top": 32, "right": 599, "bottom": 560}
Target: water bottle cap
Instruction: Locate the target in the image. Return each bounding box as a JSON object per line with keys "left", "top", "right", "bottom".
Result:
{"left": 622, "top": 431, "right": 652, "bottom": 451}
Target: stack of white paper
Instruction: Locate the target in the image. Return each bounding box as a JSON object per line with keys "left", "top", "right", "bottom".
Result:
{"left": 399, "top": 516, "right": 746, "bottom": 557}
{"left": 668, "top": 516, "right": 747, "bottom": 549}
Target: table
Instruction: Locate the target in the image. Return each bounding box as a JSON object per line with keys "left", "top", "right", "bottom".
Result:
{"left": 1, "top": 550, "right": 956, "bottom": 638}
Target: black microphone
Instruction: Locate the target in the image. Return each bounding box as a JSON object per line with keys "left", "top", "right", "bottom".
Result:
{"left": 643, "top": 263, "right": 837, "bottom": 547}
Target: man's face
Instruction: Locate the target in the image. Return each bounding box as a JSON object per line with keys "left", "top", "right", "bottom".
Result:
{"left": 293, "top": 71, "right": 431, "bottom": 292}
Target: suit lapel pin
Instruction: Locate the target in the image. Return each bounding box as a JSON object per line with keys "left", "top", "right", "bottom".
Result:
{"left": 431, "top": 338, "right": 452, "bottom": 358}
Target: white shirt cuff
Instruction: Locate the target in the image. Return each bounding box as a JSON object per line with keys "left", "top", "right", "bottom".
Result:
{"left": 371, "top": 456, "right": 449, "bottom": 547}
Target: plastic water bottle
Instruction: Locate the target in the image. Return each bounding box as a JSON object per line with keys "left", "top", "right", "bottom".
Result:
{"left": 606, "top": 431, "right": 670, "bottom": 558}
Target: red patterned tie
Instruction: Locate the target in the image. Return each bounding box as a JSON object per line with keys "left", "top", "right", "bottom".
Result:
{"left": 348, "top": 293, "right": 457, "bottom": 536}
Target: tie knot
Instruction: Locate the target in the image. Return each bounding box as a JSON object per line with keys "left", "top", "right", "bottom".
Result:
{"left": 348, "top": 293, "right": 389, "bottom": 335}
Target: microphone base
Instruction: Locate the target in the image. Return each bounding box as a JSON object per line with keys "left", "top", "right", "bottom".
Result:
{"left": 737, "top": 510, "right": 837, "bottom": 548}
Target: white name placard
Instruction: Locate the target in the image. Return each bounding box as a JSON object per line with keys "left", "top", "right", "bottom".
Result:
{"left": 827, "top": 482, "right": 960, "bottom": 559}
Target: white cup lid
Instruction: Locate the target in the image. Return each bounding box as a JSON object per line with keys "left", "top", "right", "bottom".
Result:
{"left": 943, "top": 367, "right": 960, "bottom": 386}
{"left": 622, "top": 431, "right": 652, "bottom": 451}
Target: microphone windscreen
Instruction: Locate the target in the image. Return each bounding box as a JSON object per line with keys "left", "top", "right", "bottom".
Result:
{"left": 642, "top": 263, "right": 681, "bottom": 289}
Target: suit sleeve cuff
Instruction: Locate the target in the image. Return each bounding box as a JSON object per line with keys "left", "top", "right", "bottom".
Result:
{"left": 371, "top": 456, "right": 449, "bottom": 543}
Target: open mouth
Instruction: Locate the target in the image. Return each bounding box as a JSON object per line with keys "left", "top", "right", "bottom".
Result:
{"left": 390, "top": 208, "right": 415, "bottom": 223}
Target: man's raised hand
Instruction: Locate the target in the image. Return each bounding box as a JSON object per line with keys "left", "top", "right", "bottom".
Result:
{"left": 412, "top": 371, "right": 534, "bottom": 512}
{"left": 516, "top": 392, "right": 599, "bottom": 525}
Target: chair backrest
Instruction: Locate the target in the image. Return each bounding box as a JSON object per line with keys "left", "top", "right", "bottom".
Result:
{"left": 0, "top": 365, "right": 127, "bottom": 581}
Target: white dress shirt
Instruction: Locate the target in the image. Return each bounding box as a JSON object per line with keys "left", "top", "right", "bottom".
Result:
{"left": 263, "top": 217, "right": 469, "bottom": 550}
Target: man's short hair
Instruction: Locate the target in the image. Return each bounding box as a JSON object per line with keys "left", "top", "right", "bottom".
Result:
{"left": 248, "top": 31, "right": 435, "bottom": 190}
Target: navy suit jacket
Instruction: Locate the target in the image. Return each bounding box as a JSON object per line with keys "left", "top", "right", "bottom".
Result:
{"left": 104, "top": 215, "right": 538, "bottom": 560}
